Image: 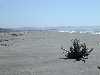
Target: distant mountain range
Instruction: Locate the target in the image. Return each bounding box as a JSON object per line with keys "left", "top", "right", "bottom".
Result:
{"left": 1, "top": 26, "right": 100, "bottom": 32}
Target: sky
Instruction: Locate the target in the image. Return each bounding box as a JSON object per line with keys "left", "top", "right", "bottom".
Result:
{"left": 0, "top": 0, "right": 100, "bottom": 28}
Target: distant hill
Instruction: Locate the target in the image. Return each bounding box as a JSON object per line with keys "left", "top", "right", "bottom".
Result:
{"left": 0, "top": 28, "right": 13, "bottom": 32}
{"left": 13, "top": 27, "right": 59, "bottom": 31}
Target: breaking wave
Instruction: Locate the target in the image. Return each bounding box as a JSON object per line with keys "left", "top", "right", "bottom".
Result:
{"left": 58, "top": 31, "right": 100, "bottom": 35}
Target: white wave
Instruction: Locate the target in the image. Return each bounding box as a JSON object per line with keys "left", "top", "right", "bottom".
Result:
{"left": 59, "top": 31, "right": 77, "bottom": 33}
{"left": 59, "top": 31, "right": 70, "bottom": 32}
{"left": 58, "top": 31, "right": 100, "bottom": 35}
{"left": 95, "top": 32, "right": 100, "bottom": 34}
{"left": 59, "top": 31, "right": 66, "bottom": 32}
{"left": 69, "top": 31, "right": 77, "bottom": 33}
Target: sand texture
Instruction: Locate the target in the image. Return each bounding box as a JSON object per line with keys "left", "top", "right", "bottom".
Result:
{"left": 0, "top": 32, "right": 100, "bottom": 75}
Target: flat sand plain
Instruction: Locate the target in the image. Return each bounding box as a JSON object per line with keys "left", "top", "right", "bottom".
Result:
{"left": 0, "top": 32, "right": 100, "bottom": 75}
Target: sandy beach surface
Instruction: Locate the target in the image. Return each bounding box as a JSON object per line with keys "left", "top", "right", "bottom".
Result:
{"left": 0, "top": 32, "right": 100, "bottom": 75}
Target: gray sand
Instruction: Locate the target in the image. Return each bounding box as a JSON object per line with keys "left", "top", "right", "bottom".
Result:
{"left": 0, "top": 32, "right": 100, "bottom": 75}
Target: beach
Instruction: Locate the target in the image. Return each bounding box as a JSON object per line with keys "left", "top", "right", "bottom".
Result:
{"left": 0, "top": 31, "right": 100, "bottom": 75}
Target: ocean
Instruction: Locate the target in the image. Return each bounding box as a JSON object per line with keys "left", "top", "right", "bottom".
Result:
{"left": 57, "top": 26, "right": 100, "bottom": 34}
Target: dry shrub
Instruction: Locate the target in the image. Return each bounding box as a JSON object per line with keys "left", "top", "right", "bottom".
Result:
{"left": 61, "top": 39, "right": 93, "bottom": 62}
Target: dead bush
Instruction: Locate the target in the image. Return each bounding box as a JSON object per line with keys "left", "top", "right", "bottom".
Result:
{"left": 61, "top": 39, "right": 93, "bottom": 62}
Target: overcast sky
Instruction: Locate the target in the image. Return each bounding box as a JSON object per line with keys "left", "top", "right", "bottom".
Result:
{"left": 0, "top": 0, "right": 99, "bottom": 28}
